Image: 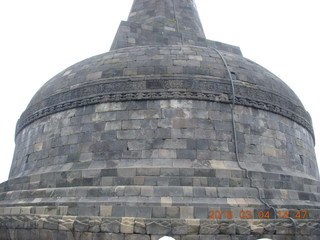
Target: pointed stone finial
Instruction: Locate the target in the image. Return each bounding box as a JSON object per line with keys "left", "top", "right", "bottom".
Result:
{"left": 128, "top": 0, "right": 205, "bottom": 38}
{"left": 111, "top": 0, "right": 207, "bottom": 49}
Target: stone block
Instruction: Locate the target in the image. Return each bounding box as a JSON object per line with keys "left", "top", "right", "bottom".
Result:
{"left": 161, "top": 197, "right": 172, "bottom": 207}
{"left": 20, "top": 207, "right": 32, "bottom": 214}
{"left": 112, "top": 206, "right": 125, "bottom": 218}
{"left": 121, "top": 218, "right": 135, "bottom": 234}
{"left": 195, "top": 129, "right": 215, "bottom": 139}
{"left": 93, "top": 233, "right": 110, "bottom": 240}
{"left": 100, "top": 206, "right": 112, "bottom": 217}
{"left": 161, "top": 168, "right": 180, "bottom": 176}
{"left": 88, "top": 218, "right": 101, "bottom": 233}
{"left": 163, "top": 139, "right": 187, "bottom": 149}
{"left": 249, "top": 221, "right": 265, "bottom": 235}
{"left": 168, "top": 66, "right": 184, "bottom": 74}
{"left": 157, "top": 119, "right": 173, "bottom": 128}
{"left": 177, "top": 150, "right": 196, "bottom": 159}
{"left": 214, "top": 121, "right": 233, "bottom": 131}
{"left": 172, "top": 129, "right": 194, "bottom": 138}
{"left": 141, "top": 186, "right": 154, "bottom": 196}
{"left": 56, "top": 230, "right": 74, "bottom": 240}
{"left": 16, "top": 229, "right": 32, "bottom": 240}
{"left": 166, "top": 207, "right": 180, "bottom": 218}
{"left": 199, "top": 220, "right": 219, "bottom": 234}
{"left": 122, "top": 120, "right": 142, "bottom": 130}
{"left": 210, "top": 141, "right": 229, "bottom": 152}
{"left": 43, "top": 216, "right": 60, "bottom": 230}
{"left": 262, "top": 146, "right": 277, "bottom": 157}
{"left": 236, "top": 221, "right": 250, "bottom": 235}
{"left": 192, "top": 177, "right": 208, "bottom": 187}
{"left": 144, "top": 109, "right": 160, "bottom": 119}
{"left": 118, "top": 168, "right": 137, "bottom": 177}
{"left": 181, "top": 207, "right": 194, "bottom": 219}
{"left": 194, "top": 207, "right": 208, "bottom": 218}
{"left": 213, "top": 236, "right": 231, "bottom": 240}
{"left": 128, "top": 110, "right": 145, "bottom": 120}
{"left": 34, "top": 142, "right": 43, "bottom": 152}
{"left": 59, "top": 216, "right": 76, "bottom": 231}
{"left": 122, "top": 150, "right": 142, "bottom": 159}
{"left": 152, "top": 207, "right": 166, "bottom": 218}
{"left": 124, "top": 186, "right": 141, "bottom": 196}
{"left": 38, "top": 229, "right": 56, "bottom": 240}
{"left": 159, "top": 149, "right": 176, "bottom": 159}
{"left": 146, "top": 220, "right": 171, "bottom": 235}
{"left": 173, "top": 119, "right": 197, "bottom": 128}
{"left": 133, "top": 176, "right": 145, "bottom": 185}
{"left": 44, "top": 207, "right": 58, "bottom": 215}
{"left": 155, "top": 128, "right": 171, "bottom": 138}
{"left": 117, "top": 130, "right": 137, "bottom": 140}
{"left": 116, "top": 111, "right": 129, "bottom": 120}
{"left": 81, "top": 232, "right": 93, "bottom": 240}
{"left": 172, "top": 219, "right": 188, "bottom": 235}
{"left": 196, "top": 139, "right": 210, "bottom": 150}
{"left": 125, "top": 234, "right": 150, "bottom": 240}
{"left": 74, "top": 217, "right": 90, "bottom": 232}
{"left": 199, "top": 236, "right": 215, "bottom": 240}
{"left": 154, "top": 186, "right": 183, "bottom": 197}
{"left": 186, "top": 219, "right": 200, "bottom": 235}
{"left": 112, "top": 233, "right": 126, "bottom": 240}
{"left": 193, "top": 187, "right": 206, "bottom": 197}
{"left": 127, "top": 140, "right": 148, "bottom": 151}
{"left": 137, "top": 168, "right": 160, "bottom": 176}
{"left": 134, "top": 219, "right": 146, "bottom": 234}
{"left": 219, "top": 222, "right": 236, "bottom": 235}
{"left": 101, "top": 218, "right": 121, "bottom": 233}
{"left": 105, "top": 121, "right": 122, "bottom": 131}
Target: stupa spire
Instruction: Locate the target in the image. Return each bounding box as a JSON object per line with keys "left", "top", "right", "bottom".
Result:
{"left": 111, "top": 0, "right": 206, "bottom": 49}
{"left": 127, "top": 0, "right": 205, "bottom": 37}
{"left": 1, "top": 0, "right": 319, "bottom": 239}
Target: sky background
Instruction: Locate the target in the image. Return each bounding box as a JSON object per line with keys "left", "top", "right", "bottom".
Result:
{"left": 0, "top": 0, "right": 319, "bottom": 183}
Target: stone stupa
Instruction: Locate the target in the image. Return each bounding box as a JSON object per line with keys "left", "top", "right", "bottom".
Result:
{"left": 0, "top": 0, "right": 319, "bottom": 239}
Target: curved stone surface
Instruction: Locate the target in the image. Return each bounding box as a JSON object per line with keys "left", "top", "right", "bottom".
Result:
{"left": 2, "top": 0, "right": 319, "bottom": 239}
{"left": 12, "top": 100, "right": 319, "bottom": 179}
{"left": 127, "top": 0, "right": 206, "bottom": 38}
{"left": 16, "top": 46, "right": 313, "bottom": 139}
{"left": 5, "top": 100, "right": 319, "bottom": 219}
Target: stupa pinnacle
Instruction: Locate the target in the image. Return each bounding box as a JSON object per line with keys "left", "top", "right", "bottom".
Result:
{"left": 127, "top": 0, "right": 205, "bottom": 37}
{"left": 1, "top": 0, "right": 319, "bottom": 239}
{"left": 111, "top": 0, "right": 206, "bottom": 49}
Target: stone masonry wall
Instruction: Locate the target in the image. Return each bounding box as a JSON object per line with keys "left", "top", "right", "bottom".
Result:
{"left": 0, "top": 215, "right": 319, "bottom": 240}
{"left": 3, "top": 100, "right": 318, "bottom": 220}
{"left": 11, "top": 100, "right": 318, "bottom": 180}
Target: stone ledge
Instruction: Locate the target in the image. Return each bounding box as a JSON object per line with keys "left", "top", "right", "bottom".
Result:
{"left": 2, "top": 167, "right": 319, "bottom": 193}
{"left": 0, "top": 215, "right": 319, "bottom": 238}
{"left": 16, "top": 80, "right": 313, "bottom": 139}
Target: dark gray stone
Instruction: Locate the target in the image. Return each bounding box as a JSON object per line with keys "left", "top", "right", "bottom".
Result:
{"left": 101, "top": 219, "right": 121, "bottom": 233}
{"left": 146, "top": 220, "right": 171, "bottom": 235}
{"left": 1, "top": 1, "right": 319, "bottom": 240}
{"left": 177, "top": 150, "right": 197, "bottom": 159}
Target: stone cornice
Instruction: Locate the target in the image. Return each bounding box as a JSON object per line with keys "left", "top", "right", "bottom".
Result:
{"left": 0, "top": 214, "right": 319, "bottom": 236}
{"left": 16, "top": 75, "right": 314, "bottom": 141}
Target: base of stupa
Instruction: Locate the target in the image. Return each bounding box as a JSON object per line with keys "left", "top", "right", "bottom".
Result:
{"left": 0, "top": 215, "right": 319, "bottom": 240}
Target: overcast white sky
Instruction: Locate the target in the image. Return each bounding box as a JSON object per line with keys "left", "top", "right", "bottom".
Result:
{"left": 0, "top": 0, "right": 319, "bottom": 183}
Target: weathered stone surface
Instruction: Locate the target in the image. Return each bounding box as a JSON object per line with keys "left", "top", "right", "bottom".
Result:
{"left": 146, "top": 220, "right": 171, "bottom": 235}
{"left": 101, "top": 218, "right": 121, "bottom": 233}
{"left": 0, "top": 0, "right": 319, "bottom": 240}
{"left": 199, "top": 220, "right": 219, "bottom": 234}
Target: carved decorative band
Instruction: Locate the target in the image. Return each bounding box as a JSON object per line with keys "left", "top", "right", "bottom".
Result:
{"left": 0, "top": 214, "right": 319, "bottom": 236}
{"left": 16, "top": 77, "right": 314, "bottom": 140}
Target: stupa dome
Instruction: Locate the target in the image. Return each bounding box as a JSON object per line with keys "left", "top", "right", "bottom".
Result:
{"left": 17, "top": 43, "right": 313, "bottom": 144}
{"left": 1, "top": 0, "right": 319, "bottom": 239}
